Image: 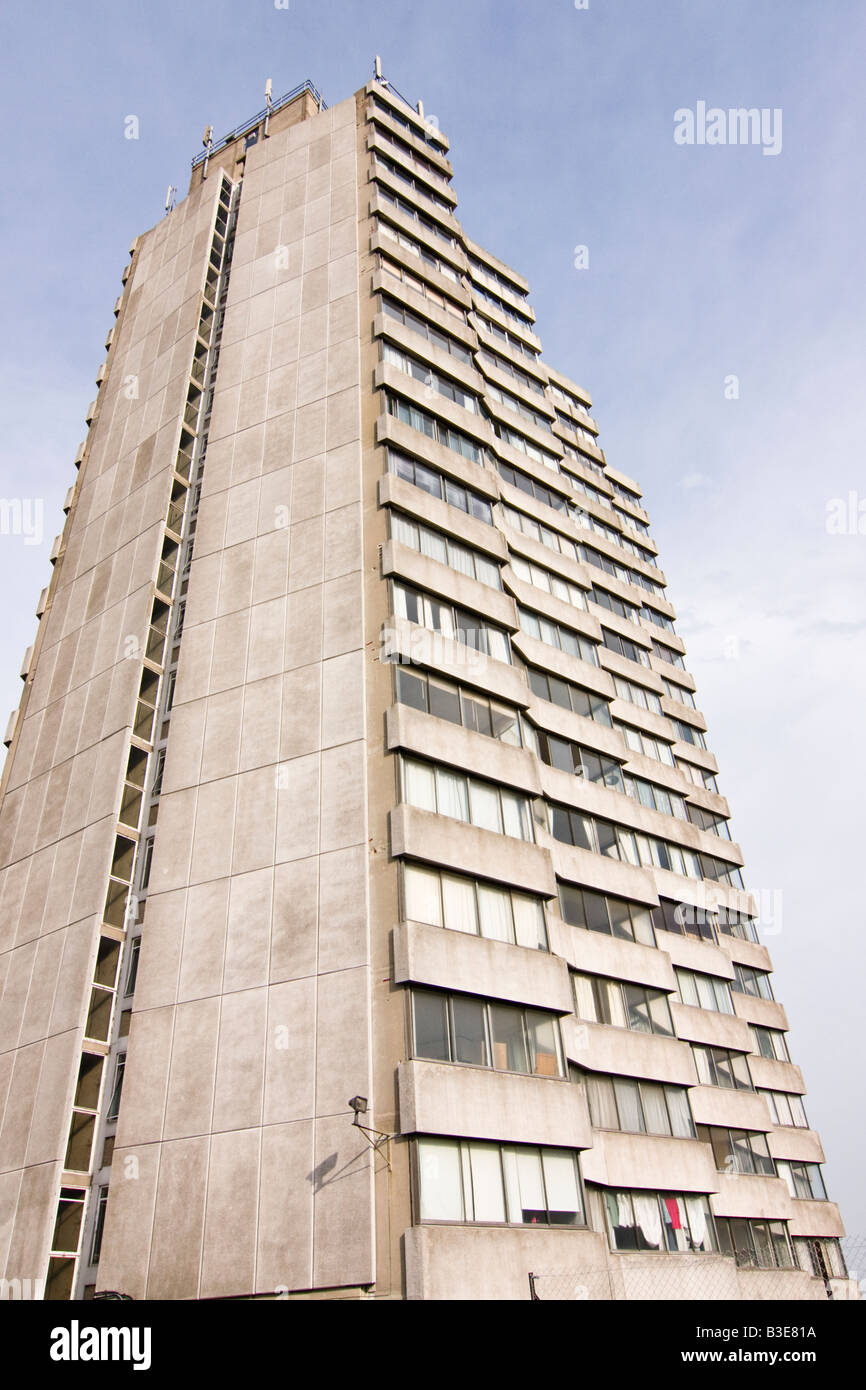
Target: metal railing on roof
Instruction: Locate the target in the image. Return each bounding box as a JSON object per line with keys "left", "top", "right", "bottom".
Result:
{"left": 190, "top": 79, "right": 328, "bottom": 167}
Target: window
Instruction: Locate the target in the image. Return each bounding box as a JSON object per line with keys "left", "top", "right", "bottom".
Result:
{"left": 371, "top": 96, "right": 448, "bottom": 153}
{"left": 548, "top": 802, "right": 703, "bottom": 881}
{"left": 373, "top": 152, "right": 454, "bottom": 212}
{"left": 573, "top": 972, "right": 674, "bottom": 1037}
{"left": 402, "top": 862, "right": 548, "bottom": 949}
{"left": 381, "top": 296, "right": 469, "bottom": 357}
{"left": 417, "top": 1138, "right": 585, "bottom": 1227}
{"left": 387, "top": 448, "right": 492, "bottom": 521}
{"left": 603, "top": 1190, "right": 716, "bottom": 1253}
{"left": 776, "top": 1161, "right": 827, "bottom": 1201}
{"left": 732, "top": 964, "right": 774, "bottom": 1000}
{"left": 493, "top": 424, "right": 561, "bottom": 473}
{"left": 693, "top": 1045, "right": 753, "bottom": 1091}
{"left": 477, "top": 347, "right": 545, "bottom": 395}
{"left": 510, "top": 555, "right": 587, "bottom": 611}
{"left": 640, "top": 604, "right": 675, "bottom": 633}
{"left": 373, "top": 127, "right": 452, "bottom": 189}
{"left": 89, "top": 1186, "right": 109, "bottom": 1265}
{"left": 393, "top": 664, "right": 537, "bottom": 752}
{"left": 124, "top": 937, "right": 141, "bottom": 997}
{"left": 698, "top": 854, "right": 745, "bottom": 891}
{"left": 619, "top": 724, "right": 676, "bottom": 766}
{"left": 580, "top": 541, "right": 664, "bottom": 597}
{"left": 590, "top": 585, "right": 640, "bottom": 624}
{"left": 378, "top": 219, "right": 460, "bottom": 281}
{"left": 614, "top": 675, "right": 663, "bottom": 715}
{"left": 390, "top": 512, "right": 500, "bottom": 588}
{"left": 399, "top": 757, "right": 534, "bottom": 841}
{"left": 468, "top": 254, "right": 530, "bottom": 301}
{"left": 758, "top": 1089, "right": 808, "bottom": 1128}
{"left": 412, "top": 990, "right": 564, "bottom": 1077}
{"left": 652, "top": 640, "right": 686, "bottom": 671}
{"left": 387, "top": 394, "right": 482, "bottom": 463}
{"left": 675, "top": 968, "right": 734, "bottom": 1015}
{"left": 382, "top": 341, "right": 478, "bottom": 412}
{"left": 537, "top": 732, "right": 624, "bottom": 791}
{"left": 601, "top": 628, "right": 651, "bottom": 667}
{"left": 501, "top": 502, "right": 579, "bottom": 559}
{"left": 663, "top": 678, "right": 696, "bottom": 709}
{"left": 696, "top": 1125, "right": 775, "bottom": 1176}
{"left": 106, "top": 1054, "right": 126, "bottom": 1123}
{"left": 486, "top": 381, "right": 553, "bottom": 432}
{"left": 652, "top": 898, "right": 716, "bottom": 944}
{"left": 717, "top": 908, "right": 760, "bottom": 944}
{"left": 716, "top": 1217, "right": 793, "bottom": 1269}
{"left": 793, "top": 1237, "right": 847, "bottom": 1280}
{"left": 750, "top": 1025, "right": 790, "bottom": 1063}
{"left": 672, "top": 719, "right": 706, "bottom": 749}
{"left": 579, "top": 1070, "right": 694, "bottom": 1138}
{"left": 379, "top": 255, "right": 465, "bottom": 316}
{"left": 498, "top": 463, "right": 570, "bottom": 514}
{"left": 687, "top": 804, "right": 732, "bottom": 839}
{"left": 392, "top": 581, "right": 511, "bottom": 664}
{"left": 475, "top": 311, "right": 539, "bottom": 359}
{"left": 677, "top": 759, "right": 720, "bottom": 793}
{"left": 527, "top": 666, "right": 611, "bottom": 726}
{"left": 623, "top": 772, "right": 688, "bottom": 821}
{"left": 517, "top": 607, "right": 598, "bottom": 665}
{"left": 558, "top": 883, "right": 655, "bottom": 946}
{"left": 471, "top": 279, "right": 536, "bottom": 331}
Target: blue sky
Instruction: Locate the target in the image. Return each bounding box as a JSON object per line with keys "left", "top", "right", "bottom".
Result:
{"left": 1, "top": 0, "right": 864, "bottom": 1244}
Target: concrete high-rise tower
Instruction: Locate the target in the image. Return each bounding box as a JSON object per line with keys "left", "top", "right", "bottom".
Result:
{"left": 0, "top": 73, "right": 852, "bottom": 1302}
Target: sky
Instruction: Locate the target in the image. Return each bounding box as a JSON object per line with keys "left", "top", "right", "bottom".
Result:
{"left": 1, "top": 0, "right": 864, "bottom": 1250}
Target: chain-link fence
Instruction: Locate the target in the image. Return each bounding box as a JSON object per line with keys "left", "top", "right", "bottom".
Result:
{"left": 528, "top": 1255, "right": 862, "bottom": 1301}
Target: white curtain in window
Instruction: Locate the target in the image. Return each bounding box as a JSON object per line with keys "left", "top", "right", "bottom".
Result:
{"left": 391, "top": 514, "right": 417, "bottom": 550}
{"left": 474, "top": 556, "right": 501, "bottom": 590}
{"left": 587, "top": 1074, "right": 618, "bottom": 1129}
{"left": 512, "top": 894, "right": 546, "bottom": 950}
{"left": 634, "top": 1194, "right": 662, "bottom": 1248}
{"left": 573, "top": 973, "right": 597, "bottom": 1023}
{"left": 501, "top": 791, "right": 529, "bottom": 841}
{"left": 441, "top": 874, "right": 477, "bottom": 934}
{"left": 466, "top": 1143, "right": 506, "bottom": 1223}
{"left": 436, "top": 768, "right": 469, "bottom": 822}
{"left": 503, "top": 1147, "right": 546, "bottom": 1223}
{"left": 614, "top": 1079, "right": 645, "bottom": 1133}
{"left": 541, "top": 1150, "right": 580, "bottom": 1220}
{"left": 418, "top": 1138, "right": 463, "bottom": 1221}
{"left": 448, "top": 541, "right": 475, "bottom": 578}
{"left": 469, "top": 781, "right": 501, "bottom": 833}
{"left": 477, "top": 884, "right": 512, "bottom": 942}
{"left": 664, "top": 1086, "right": 694, "bottom": 1139}
{"left": 403, "top": 865, "right": 442, "bottom": 926}
{"left": 419, "top": 525, "right": 448, "bottom": 565}
{"left": 486, "top": 627, "right": 510, "bottom": 664}
{"left": 685, "top": 1196, "right": 710, "bottom": 1250}
{"left": 403, "top": 759, "right": 436, "bottom": 812}
{"left": 640, "top": 1082, "right": 670, "bottom": 1136}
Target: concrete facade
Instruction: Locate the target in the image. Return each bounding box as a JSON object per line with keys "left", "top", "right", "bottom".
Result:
{"left": 0, "top": 76, "right": 853, "bottom": 1302}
